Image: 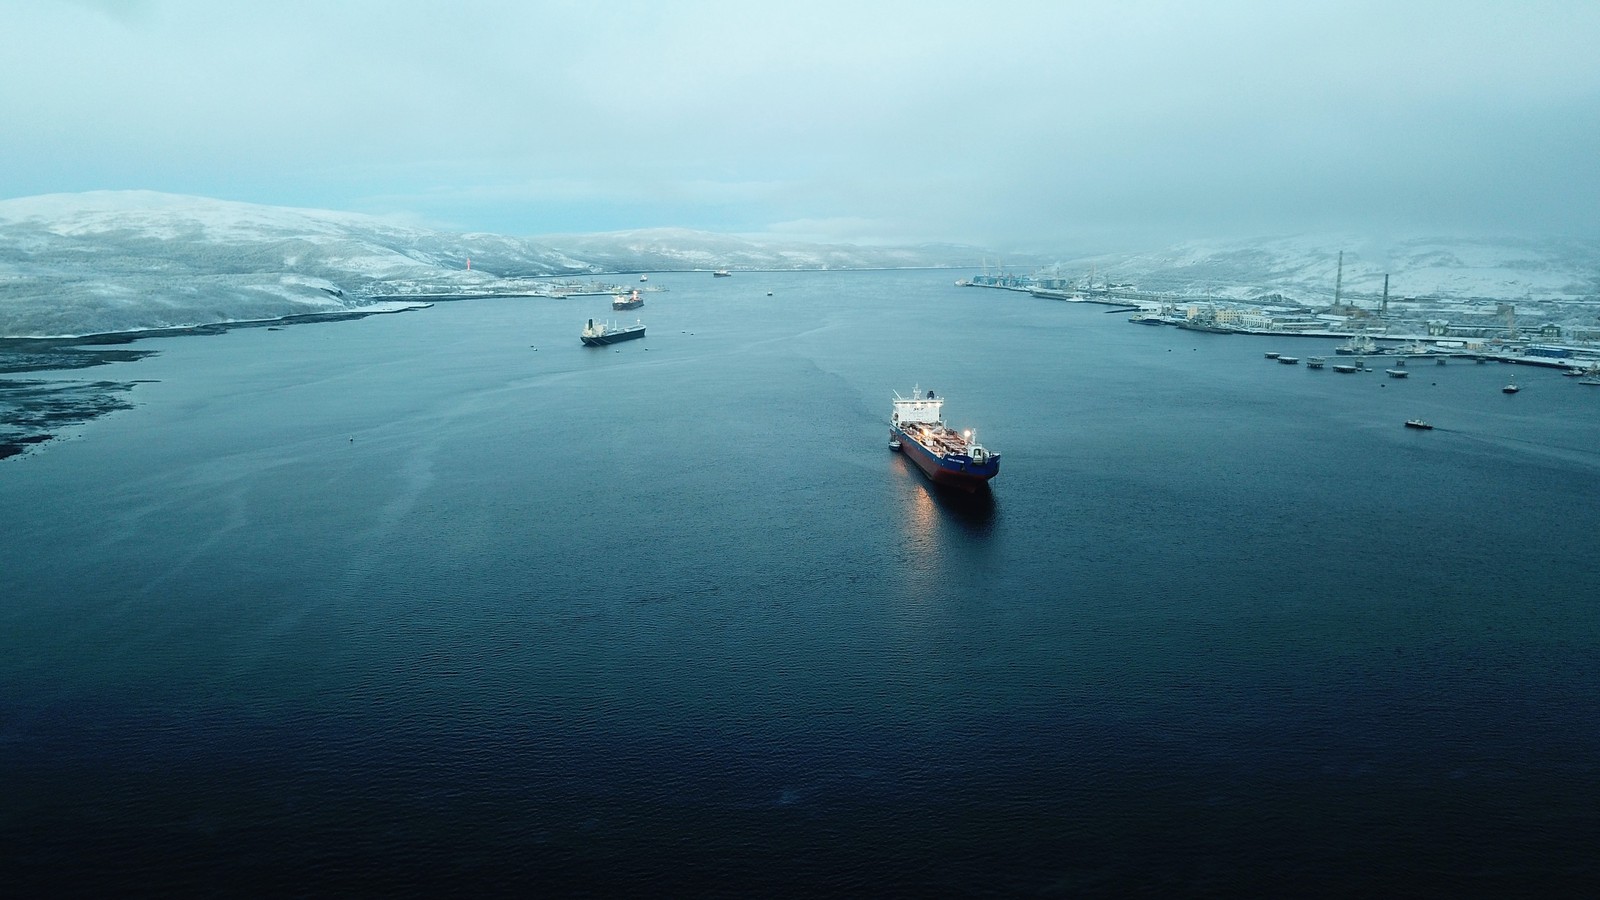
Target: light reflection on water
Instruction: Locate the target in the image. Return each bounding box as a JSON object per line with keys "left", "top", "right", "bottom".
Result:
{"left": 3, "top": 269, "right": 1600, "bottom": 895}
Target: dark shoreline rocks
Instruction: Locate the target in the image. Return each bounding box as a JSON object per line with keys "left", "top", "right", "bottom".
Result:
{"left": 0, "top": 304, "right": 430, "bottom": 462}
{"left": 0, "top": 377, "right": 140, "bottom": 460}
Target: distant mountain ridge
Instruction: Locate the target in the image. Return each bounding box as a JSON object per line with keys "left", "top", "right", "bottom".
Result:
{"left": 1046, "top": 234, "right": 1600, "bottom": 307}
{"left": 538, "top": 227, "right": 992, "bottom": 274}
{"left": 2, "top": 191, "right": 1595, "bottom": 337}
{"left": 0, "top": 191, "right": 993, "bottom": 337}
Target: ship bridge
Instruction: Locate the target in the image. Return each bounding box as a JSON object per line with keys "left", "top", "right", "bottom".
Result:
{"left": 891, "top": 388, "right": 944, "bottom": 425}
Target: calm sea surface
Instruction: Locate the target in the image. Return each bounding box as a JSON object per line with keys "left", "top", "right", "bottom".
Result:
{"left": 3, "top": 270, "right": 1599, "bottom": 895}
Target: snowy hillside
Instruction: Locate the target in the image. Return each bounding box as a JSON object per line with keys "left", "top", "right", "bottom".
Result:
{"left": 0, "top": 192, "right": 993, "bottom": 337}
{"left": 4, "top": 191, "right": 1595, "bottom": 337}
{"left": 0, "top": 192, "right": 599, "bottom": 336}
{"left": 1047, "top": 234, "right": 1600, "bottom": 307}
{"left": 540, "top": 227, "right": 989, "bottom": 274}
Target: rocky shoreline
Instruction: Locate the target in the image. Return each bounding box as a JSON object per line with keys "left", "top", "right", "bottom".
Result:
{"left": 0, "top": 304, "right": 430, "bottom": 461}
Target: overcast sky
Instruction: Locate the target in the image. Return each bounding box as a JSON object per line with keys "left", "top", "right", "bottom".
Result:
{"left": 4, "top": 1, "right": 1598, "bottom": 252}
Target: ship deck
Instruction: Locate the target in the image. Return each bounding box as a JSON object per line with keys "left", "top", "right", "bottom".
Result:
{"left": 901, "top": 422, "right": 971, "bottom": 457}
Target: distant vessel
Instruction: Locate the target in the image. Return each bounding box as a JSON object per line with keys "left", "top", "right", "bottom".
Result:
{"left": 1336, "top": 334, "right": 1378, "bottom": 355}
{"left": 1306, "top": 357, "right": 1326, "bottom": 369}
{"left": 1405, "top": 420, "right": 1434, "bottom": 430}
{"left": 1502, "top": 383, "right": 1520, "bottom": 394}
{"left": 612, "top": 289, "right": 643, "bottom": 310}
{"left": 1175, "top": 317, "right": 1236, "bottom": 334}
{"left": 889, "top": 387, "right": 999, "bottom": 493}
{"left": 581, "top": 318, "right": 645, "bottom": 346}
{"left": 713, "top": 269, "right": 732, "bottom": 278}
{"left": 639, "top": 274, "right": 649, "bottom": 282}
{"left": 1130, "top": 313, "right": 1166, "bottom": 325}
{"left": 1265, "top": 351, "right": 1280, "bottom": 359}
{"left": 1386, "top": 368, "right": 1409, "bottom": 378}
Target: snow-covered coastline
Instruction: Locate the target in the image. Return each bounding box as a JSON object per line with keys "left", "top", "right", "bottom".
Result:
{"left": 0, "top": 191, "right": 993, "bottom": 338}
{"left": 3, "top": 191, "right": 1597, "bottom": 338}
{"left": 1047, "top": 234, "right": 1600, "bottom": 307}
{"left": 0, "top": 299, "right": 433, "bottom": 342}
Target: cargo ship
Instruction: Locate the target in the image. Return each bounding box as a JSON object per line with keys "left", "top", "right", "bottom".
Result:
{"left": 612, "top": 289, "right": 643, "bottom": 310}
{"left": 889, "top": 387, "right": 1000, "bottom": 492}
{"left": 581, "top": 318, "right": 645, "bottom": 346}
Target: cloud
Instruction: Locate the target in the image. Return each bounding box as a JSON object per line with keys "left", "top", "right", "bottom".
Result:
{"left": 5, "top": 1, "right": 1600, "bottom": 251}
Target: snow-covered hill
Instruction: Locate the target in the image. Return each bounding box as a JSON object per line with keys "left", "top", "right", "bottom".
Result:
{"left": 3, "top": 191, "right": 1595, "bottom": 337}
{"left": 1047, "top": 234, "right": 1600, "bottom": 307}
{"left": 0, "top": 192, "right": 597, "bottom": 336}
{"left": 540, "top": 227, "right": 989, "bottom": 274}
{"left": 0, "top": 192, "right": 995, "bottom": 337}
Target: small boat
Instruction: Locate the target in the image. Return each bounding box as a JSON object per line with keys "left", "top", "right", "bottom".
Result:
{"left": 1502, "top": 383, "right": 1520, "bottom": 394}
{"left": 640, "top": 274, "right": 649, "bottom": 282}
{"left": 1405, "top": 420, "right": 1433, "bottom": 430}
{"left": 713, "top": 269, "right": 732, "bottom": 277}
{"left": 1385, "top": 368, "right": 1409, "bottom": 378}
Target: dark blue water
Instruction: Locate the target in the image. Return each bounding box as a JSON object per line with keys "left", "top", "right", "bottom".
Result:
{"left": 4, "top": 270, "right": 1599, "bottom": 895}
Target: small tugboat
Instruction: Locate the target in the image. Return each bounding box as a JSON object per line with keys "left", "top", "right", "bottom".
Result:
{"left": 581, "top": 318, "right": 645, "bottom": 346}
{"left": 889, "top": 387, "right": 999, "bottom": 493}
{"left": 1405, "top": 419, "right": 1434, "bottom": 430}
{"left": 1502, "top": 382, "right": 1520, "bottom": 394}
